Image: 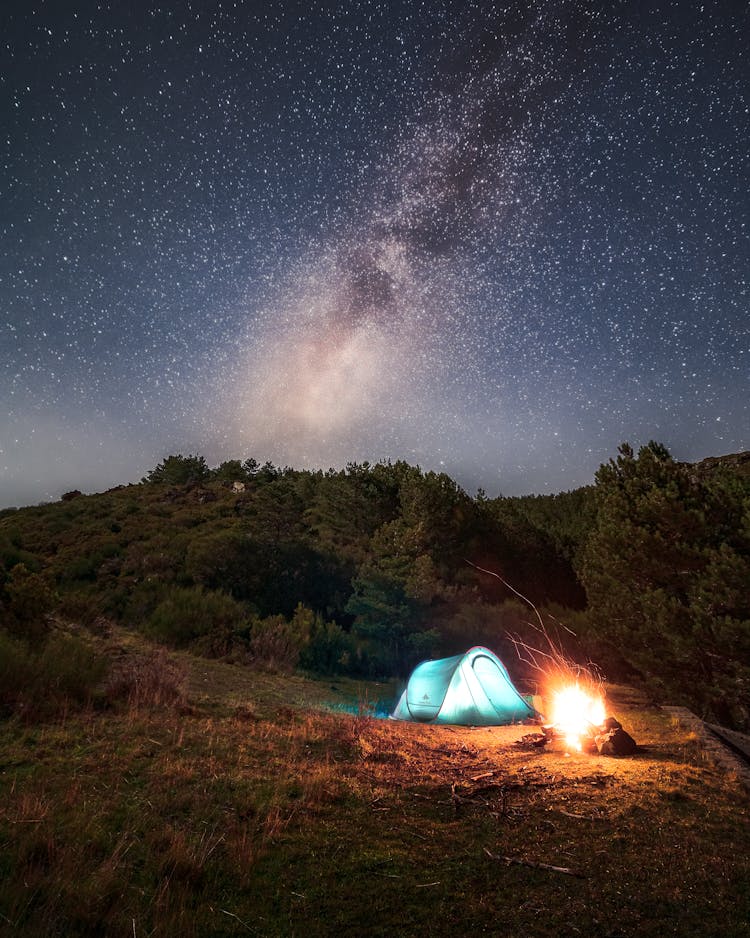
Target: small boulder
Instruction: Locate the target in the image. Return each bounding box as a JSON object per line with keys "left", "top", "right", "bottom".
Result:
{"left": 595, "top": 727, "right": 637, "bottom": 757}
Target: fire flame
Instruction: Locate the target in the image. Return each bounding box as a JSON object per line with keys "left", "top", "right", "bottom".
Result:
{"left": 550, "top": 683, "right": 606, "bottom": 752}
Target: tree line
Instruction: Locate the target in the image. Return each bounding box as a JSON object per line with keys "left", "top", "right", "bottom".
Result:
{"left": 1, "top": 444, "right": 748, "bottom": 728}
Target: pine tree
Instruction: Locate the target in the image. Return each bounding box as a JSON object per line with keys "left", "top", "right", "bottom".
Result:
{"left": 581, "top": 442, "right": 750, "bottom": 727}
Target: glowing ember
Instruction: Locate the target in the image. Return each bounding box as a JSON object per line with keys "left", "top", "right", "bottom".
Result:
{"left": 550, "top": 684, "right": 606, "bottom": 752}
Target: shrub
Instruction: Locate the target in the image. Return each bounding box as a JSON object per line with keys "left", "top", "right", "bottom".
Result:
{"left": 104, "top": 648, "right": 187, "bottom": 709}
{"left": 185, "top": 529, "right": 253, "bottom": 595}
{"left": 2, "top": 563, "right": 57, "bottom": 645}
{"left": 0, "top": 630, "right": 106, "bottom": 719}
{"left": 0, "top": 533, "right": 40, "bottom": 580}
{"left": 143, "top": 454, "right": 210, "bottom": 485}
{"left": 299, "top": 617, "right": 355, "bottom": 675}
{"left": 0, "top": 631, "right": 35, "bottom": 713}
{"left": 248, "top": 615, "right": 302, "bottom": 672}
{"left": 38, "top": 633, "right": 107, "bottom": 707}
{"left": 56, "top": 591, "right": 103, "bottom": 629}
{"left": 144, "top": 586, "right": 247, "bottom": 648}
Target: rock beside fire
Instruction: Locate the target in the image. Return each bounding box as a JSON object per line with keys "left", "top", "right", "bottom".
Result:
{"left": 581, "top": 717, "right": 637, "bottom": 756}
{"left": 595, "top": 726, "right": 637, "bottom": 756}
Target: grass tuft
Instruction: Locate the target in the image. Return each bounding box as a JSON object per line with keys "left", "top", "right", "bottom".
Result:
{"left": 104, "top": 647, "right": 187, "bottom": 710}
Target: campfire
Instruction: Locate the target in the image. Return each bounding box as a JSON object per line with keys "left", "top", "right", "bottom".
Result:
{"left": 464, "top": 561, "right": 638, "bottom": 757}
{"left": 519, "top": 681, "right": 637, "bottom": 757}
{"left": 549, "top": 682, "right": 606, "bottom": 752}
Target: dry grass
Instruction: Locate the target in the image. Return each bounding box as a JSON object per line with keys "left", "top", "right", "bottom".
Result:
{"left": 0, "top": 650, "right": 748, "bottom": 937}
{"left": 104, "top": 647, "right": 188, "bottom": 710}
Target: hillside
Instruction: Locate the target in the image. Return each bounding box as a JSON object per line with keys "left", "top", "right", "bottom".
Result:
{"left": 1, "top": 445, "right": 749, "bottom": 729}
{"left": 1, "top": 446, "right": 749, "bottom": 933}
{"left": 1, "top": 628, "right": 749, "bottom": 937}
{"left": 692, "top": 449, "right": 750, "bottom": 478}
{"left": 0, "top": 458, "right": 590, "bottom": 678}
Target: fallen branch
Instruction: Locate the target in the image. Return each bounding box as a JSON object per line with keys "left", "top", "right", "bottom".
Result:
{"left": 483, "top": 847, "right": 585, "bottom": 878}
{"left": 557, "top": 809, "right": 603, "bottom": 821}
{"left": 219, "top": 908, "right": 258, "bottom": 933}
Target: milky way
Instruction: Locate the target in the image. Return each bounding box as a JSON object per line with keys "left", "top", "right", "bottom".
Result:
{"left": 1, "top": 1, "right": 748, "bottom": 507}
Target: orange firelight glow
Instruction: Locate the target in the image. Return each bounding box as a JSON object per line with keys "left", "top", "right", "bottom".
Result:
{"left": 550, "top": 683, "right": 606, "bottom": 752}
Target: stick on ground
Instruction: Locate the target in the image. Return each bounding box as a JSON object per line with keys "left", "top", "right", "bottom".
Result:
{"left": 484, "top": 847, "right": 586, "bottom": 878}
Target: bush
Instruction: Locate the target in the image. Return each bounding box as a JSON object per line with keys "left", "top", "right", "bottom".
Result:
{"left": 248, "top": 614, "right": 302, "bottom": 672}
{"left": 38, "top": 633, "right": 107, "bottom": 706}
{"left": 143, "top": 454, "right": 210, "bottom": 485}
{"left": 0, "top": 630, "right": 106, "bottom": 719}
{"left": 2, "top": 563, "right": 57, "bottom": 644}
{"left": 0, "top": 631, "right": 35, "bottom": 712}
{"left": 299, "top": 617, "right": 355, "bottom": 675}
{"left": 144, "top": 586, "right": 248, "bottom": 648}
{"left": 104, "top": 648, "right": 187, "bottom": 709}
{"left": 56, "top": 591, "right": 103, "bottom": 629}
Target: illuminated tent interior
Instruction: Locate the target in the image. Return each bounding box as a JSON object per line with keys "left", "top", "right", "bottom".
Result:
{"left": 391, "top": 646, "right": 536, "bottom": 726}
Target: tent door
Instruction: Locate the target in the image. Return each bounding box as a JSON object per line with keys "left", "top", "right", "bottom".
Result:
{"left": 472, "top": 654, "right": 518, "bottom": 717}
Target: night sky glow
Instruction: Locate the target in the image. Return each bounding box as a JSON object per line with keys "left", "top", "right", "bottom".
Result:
{"left": 2, "top": 1, "right": 748, "bottom": 507}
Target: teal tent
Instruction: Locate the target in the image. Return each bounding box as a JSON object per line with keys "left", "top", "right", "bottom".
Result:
{"left": 391, "top": 646, "right": 535, "bottom": 726}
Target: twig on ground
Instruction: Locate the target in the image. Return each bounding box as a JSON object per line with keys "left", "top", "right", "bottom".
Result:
{"left": 219, "top": 908, "right": 259, "bottom": 933}
{"left": 484, "top": 847, "right": 586, "bottom": 878}
{"left": 557, "top": 809, "right": 603, "bottom": 821}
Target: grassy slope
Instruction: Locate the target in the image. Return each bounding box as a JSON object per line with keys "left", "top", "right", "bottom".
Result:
{"left": 1, "top": 639, "right": 748, "bottom": 938}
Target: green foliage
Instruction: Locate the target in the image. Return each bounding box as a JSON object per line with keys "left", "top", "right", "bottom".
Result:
{"left": 185, "top": 528, "right": 254, "bottom": 595}
{"left": 211, "top": 459, "right": 247, "bottom": 482}
{"left": 58, "top": 538, "right": 121, "bottom": 584}
{"left": 0, "top": 630, "right": 106, "bottom": 718}
{"left": 39, "top": 632, "right": 108, "bottom": 704}
{"left": 143, "top": 453, "right": 210, "bottom": 485}
{"left": 247, "top": 614, "right": 303, "bottom": 672}
{"left": 0, "top": 531, "right": 41, "bottom": 585}
{"left": 346, "top": 559, "right": 431, "bottom": 678}
{"left": 582, "top": 442, "right": 750, "bottom": 727}
{"left": 439, "top": 600, "right": 532, "bottom": 659}
{"left": 2, "top": 563, "right": 57, "bottom": 644}
{"left": 144, "top": 585, "right": 248, "bottom": 648}
{"left": 482, "top": 488, "right": 594, "bottom": 607}
{"left": 304, "top": 467, "right": 396, "bottom": 565}
{"left": 247, "top": 603, "right": 353, "bottom": 674}
{"left": 299, "top": 615, "right": 355, "bottom": 675}
{"left": 55, "top": 590, "right": 104, "bottom": 629}
{"left": 0, "top": 632, "right": 34, "bottom": 710}
{"left": 241, "top": 478, "right": 307, "bottom": 544}
{"left": 3, "top": 444, "right": 748, "bottom": 719}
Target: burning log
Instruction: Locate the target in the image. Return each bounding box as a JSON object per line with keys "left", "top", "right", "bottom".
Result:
{"left": 515, "top": 714, "right": 638, "bottom": 758}
{"left": 513, "top": 732, "right": 549, "bottom": 750}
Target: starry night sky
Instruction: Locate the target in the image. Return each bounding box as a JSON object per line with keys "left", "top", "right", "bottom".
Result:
{"left": 2, "top": 1, "right": 748, "bottom": 507}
